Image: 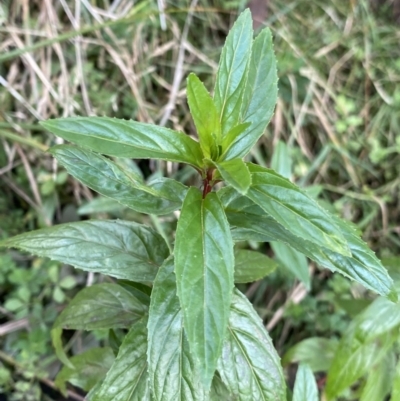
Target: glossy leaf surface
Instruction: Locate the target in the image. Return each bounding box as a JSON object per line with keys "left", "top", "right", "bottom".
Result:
{"left": 220, "top": 187, "right": 396, "bottom": 299}
{"left": 92, "top": 318, "right": 150, "bottom": 401}
{"left": 41, "top": 117, "right": 203, "bottom": 167}
{"left": 234, "top": 249, "right": 277, "bottom": 283}
{"left": 51, "top": 145, "right": 187, "bottom": 215}
{"left": 0, "top": 220, "right": 169, "bottom": 282}
{"left": 187, "top": 73, "right": 220, "bottom": 158}
{"left": 55, "top": 347, "right": 115, "bottom": 395}
{"left": 53, "top": 283, "right": 147, "bottom": 330}
{"left": 292, "top": 364, "right": 318, "bottom": 401}
{"left": 213, "top": 159, "right": 251, "bottom": 195}
{"left": 174, "top": 187, "right": 234, "bottom": 388}
{"left": 223, "top": 27, "right": 277, "bottom": 160}
{"left": 147, "top": 258, "right": 206, "bottom": 401}
{"left": 214, "top": 9, "right": 253, "bottom": 136}
{"left": 246, "top": 164, "right": 350, "bottom": 256}
{"left": 217, "top": 289, "right": 286, "bottom": 401}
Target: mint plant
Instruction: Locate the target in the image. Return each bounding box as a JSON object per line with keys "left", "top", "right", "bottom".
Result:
{"left": 0, "top": 9, "right": 396, "bottom": 400}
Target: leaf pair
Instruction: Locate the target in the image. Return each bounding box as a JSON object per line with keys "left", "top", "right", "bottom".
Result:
{"left": 146, "top": 258, "right": 285, "bottom": 400}
{"left": 186, "top": 8, "right": 277, "bottom": 193}
{"left": 213, "top": 9, "right": 278, "bottom": 161}
{"left": 51, "top": 257, "right": 285, "bottom": 400}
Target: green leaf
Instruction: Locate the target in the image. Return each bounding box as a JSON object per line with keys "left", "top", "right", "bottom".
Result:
{"left": 213, "top": 159, "right": 251, "bottom": 195}
{"left": 187, "top": 73, "right": 220, "bottom": 159}
{"left": 213, "top": 9, "right": 253, "bottom": 137}
{"left": 86, "top": 382, "right": 102, "bottom": 401}
{"left": 41, "top": 117, "right": 203, "bottom": 167}
{"left": 246, "top": 164, "right": 350, "bottom": 256}
{"left": 0, "top": 220, "right": 169, "bottom": 282}
{"left": 221, "top": 122, "right": 251, "bottom": 154}
{"left": 50, "top": 145, "right": 187, "bottom": 215}
{"left": 292, "top": 364, "right": 318, "bottom": 401}
{"left": 78, "top": 197, "right": 123, "bottom": 215}
{"left": 223, "top": 27, "right": 278, "bottom": 160}
{"left": 210, "top": 375, "right": 233, "bottom": 401}
{"left": 334, "top": 297, "right": 371, "bottom": 317}
{"left": 174, "top": 187, "right": 234, "bottom": 388}
{"left": 234, "top": 249, "right": 277, "bottom": 283}
{"left": 220, "top": 187, "right": 396, "bottom": 299}
{"left": 55, "top": 347, "right": 115, "bottom": 395}
{"left": 271, "top": 242, "right": 310, "bottom": 290}
{"left": 117, "top": 280, "right": 151, "bottom": 306}
{"left": 53, "top": 283, "right": 147, "bottom": 330}
{"left": 325, "top": 327, "right": 396, "bottom": 399}
{"left": 217, "top": 289, "right": 286, "bottom": 401}
{"left": 360, "top": 352, "right": 394, "bottom": 401}
{"left": 231, "top": 226, "right": 274, "bottom": 242}
{"left": 353, "top": 296, "right": 400, "bottom": 341}
{"left": 390, "top": 358, "right": 400, "bottom": 401}
{"left": 271, "top": 140, "right": 292, "bottom": 179}
{"left": 92, "top": 318, "right": 150, "bottom": 401}
{"left": 147, "top": 258, "right": 206, "bottom": 401}
{"left": 282, "top": 337, "right": 338, "bottom": 372}
{"left": 51, "top": 327, "right": 74, "bottom": 369}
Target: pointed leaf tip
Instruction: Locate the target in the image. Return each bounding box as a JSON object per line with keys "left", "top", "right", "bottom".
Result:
{"left": 214, "top": 9, "right": 253, "bottom": 137}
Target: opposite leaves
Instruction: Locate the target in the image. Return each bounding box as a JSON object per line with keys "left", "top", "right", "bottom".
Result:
{"left": 222, "top": 26, "right": 278, "bottom": 160}
{"left": 174, "top": 187, "right": 234, "bottom": 389}
{"left": 147, "top": 258, "right": 286, "bottom": 401}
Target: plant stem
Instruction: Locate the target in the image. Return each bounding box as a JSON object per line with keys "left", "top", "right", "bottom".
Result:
{"left": 0, "top": 130, "right": 48, "bottom": 151}
{"left": 202, "top": 168, "right": 214, "bottom": 198}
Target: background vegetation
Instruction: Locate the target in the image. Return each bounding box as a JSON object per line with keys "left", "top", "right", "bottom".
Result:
{"left": 0, "top": 0, "right": 399, "bottom": 399}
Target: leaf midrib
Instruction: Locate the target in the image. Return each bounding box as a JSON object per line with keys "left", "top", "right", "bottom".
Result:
{"left": 250, "top": 185, "right": 336, "bottom": 243}
{"left": 14, "top": 233, "right": 159, "bottom": 266}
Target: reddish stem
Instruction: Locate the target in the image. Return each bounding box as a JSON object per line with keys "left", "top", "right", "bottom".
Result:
{"left": 202, "top": 168, "right": 214, "bottom": 198}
